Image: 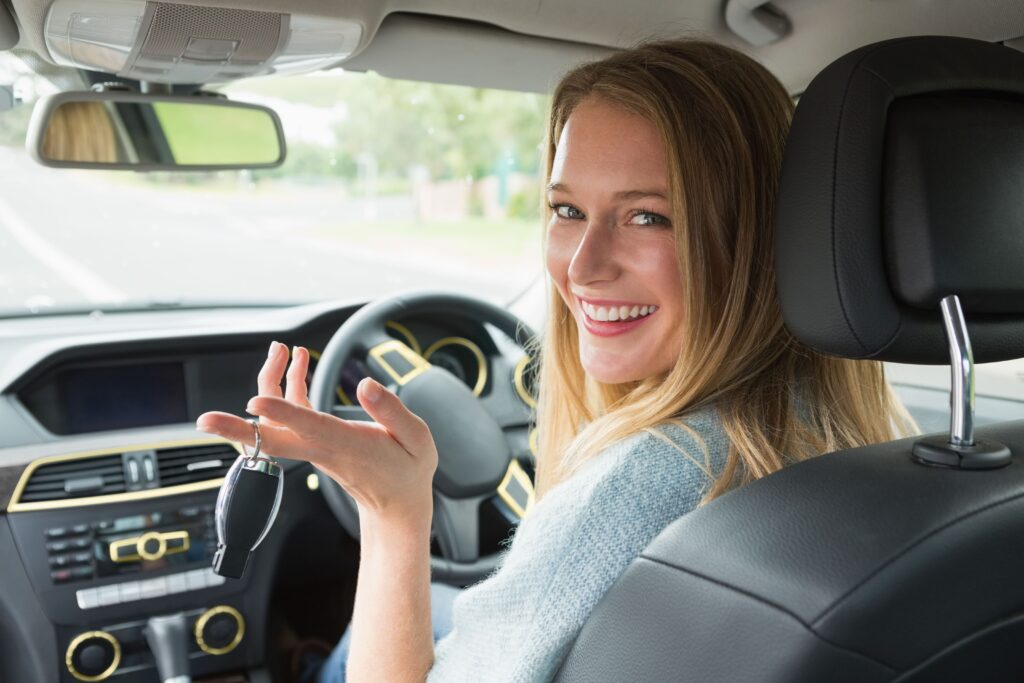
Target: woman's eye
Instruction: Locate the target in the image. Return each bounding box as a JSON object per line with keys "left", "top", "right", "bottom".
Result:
{"left": 551, "top": 204, "right": 585, "bottom": 220}
{"left": 629, "top": 211, "right": 670, "bottom": 227}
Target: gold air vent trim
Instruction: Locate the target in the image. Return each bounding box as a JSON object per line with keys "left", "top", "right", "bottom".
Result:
{"left": 7, "top": 438, "right": 242, "bottom": 513}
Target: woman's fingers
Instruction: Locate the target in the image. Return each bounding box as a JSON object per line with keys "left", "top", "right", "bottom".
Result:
{"left": 195, "top": 410, "right": 306, "bottom": 460}
{"left": 356, "top": 378, "right": 434, "bottom": 457}
{"left": 257, "top": 341, "right": 288, "bottom": 399}
{"left": 285, "top": 346, "right": 312, "bottom": 408}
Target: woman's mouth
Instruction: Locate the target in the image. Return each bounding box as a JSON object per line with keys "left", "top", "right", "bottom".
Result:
{"left": 576, "top": 297, "right": 658, "bottom": 337}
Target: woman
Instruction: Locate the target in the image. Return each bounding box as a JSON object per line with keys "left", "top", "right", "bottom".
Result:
{"left": 198, "top": 39, "right": 915, "bottom": 682}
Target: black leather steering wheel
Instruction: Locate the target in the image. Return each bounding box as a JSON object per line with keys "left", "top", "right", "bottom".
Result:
{"left": 308, "top": 291, "right": 535, "bottom": 584}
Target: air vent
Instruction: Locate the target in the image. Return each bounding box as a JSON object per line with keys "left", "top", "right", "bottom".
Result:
{"left": 18, "top": 455, "right": 126, "bottom": 504}
{"left": 157, "top": 443, "right": 237, "bottom": 487}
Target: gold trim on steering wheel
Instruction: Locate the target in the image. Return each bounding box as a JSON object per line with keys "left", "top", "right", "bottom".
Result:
{"left": 423, "top": 336, "right": 487, "bottom": 396}
{"left": 513, "top": 356, "right": 537, "bottom": 408}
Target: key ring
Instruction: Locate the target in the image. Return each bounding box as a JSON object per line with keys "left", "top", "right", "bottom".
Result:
{"left": 242, "top": 418, "right": 262, "bottom": 461}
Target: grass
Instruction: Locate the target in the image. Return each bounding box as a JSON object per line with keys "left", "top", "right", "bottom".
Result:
{"left": 153, "top": 103, "right": 281, "bottom": 165}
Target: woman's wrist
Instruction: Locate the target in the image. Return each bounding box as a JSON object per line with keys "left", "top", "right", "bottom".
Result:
{"left": 358, "top": 500, "right": 433, "bottom": 544}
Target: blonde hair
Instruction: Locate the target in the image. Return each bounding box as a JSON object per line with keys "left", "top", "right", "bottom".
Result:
{"left": 42, "top": 101, "right": 119, "bottom": 164}
{"left": 534, "top": 40, "right": 916, "bottom": 501}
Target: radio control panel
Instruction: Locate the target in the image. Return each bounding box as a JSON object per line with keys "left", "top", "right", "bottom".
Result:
{"left": 40, "top": 505, "right": 217, "bottom": 586}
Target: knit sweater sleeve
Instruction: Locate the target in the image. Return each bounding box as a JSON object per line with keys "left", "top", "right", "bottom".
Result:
{"left": 427, "top": 408, "right": 728, "bottom": 683}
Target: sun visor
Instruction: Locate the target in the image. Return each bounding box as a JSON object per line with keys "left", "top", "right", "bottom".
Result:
{"left": 43, "top": 0, "right": 362, "bottom": 83}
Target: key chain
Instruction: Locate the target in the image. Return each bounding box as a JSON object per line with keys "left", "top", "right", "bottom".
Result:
{"left": 212, "top": 418, "right": 284, "bottom": 578}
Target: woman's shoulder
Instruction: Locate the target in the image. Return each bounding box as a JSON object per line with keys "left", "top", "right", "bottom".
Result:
{"left": 539, "top": 403, "right": 728, "bottom": 520}
{"left": 580, "top": 403, "right": 727, "bottom": 487}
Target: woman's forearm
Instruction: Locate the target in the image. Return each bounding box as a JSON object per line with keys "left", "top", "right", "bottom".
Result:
{"left": 347, "top": 510, "right": 435, "bottom": 683}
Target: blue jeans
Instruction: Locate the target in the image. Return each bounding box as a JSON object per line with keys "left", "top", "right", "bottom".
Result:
{"left": 307, "top": 582, "right": 461, "bottom": 683}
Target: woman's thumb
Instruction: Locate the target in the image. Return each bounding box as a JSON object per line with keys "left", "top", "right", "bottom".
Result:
{"left": 356, "top": 377, "right": 432, "bottom": 455}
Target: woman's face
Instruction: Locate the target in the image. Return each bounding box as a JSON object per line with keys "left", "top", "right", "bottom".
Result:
{"left": 546, "top": 97, "right": 685, "bottom": 385}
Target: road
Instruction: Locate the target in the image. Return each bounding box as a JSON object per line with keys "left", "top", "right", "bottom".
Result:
{"left": 0, "top": 147, "right": 539, "bottom": 314}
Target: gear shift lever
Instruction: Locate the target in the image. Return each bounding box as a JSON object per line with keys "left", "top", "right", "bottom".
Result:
{"left": 144, "top": 613, "right": 191, "bottom": 683}
{"left": 212, "top": 419, "right": 284, "bottom": 578}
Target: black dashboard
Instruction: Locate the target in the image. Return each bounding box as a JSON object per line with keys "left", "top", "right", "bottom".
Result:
{"left": 0, "top": 299, "right": 536, "bottom": 683}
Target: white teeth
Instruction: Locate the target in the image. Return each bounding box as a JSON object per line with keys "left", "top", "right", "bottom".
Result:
{"left": 579, "top": 298, "right": 658, "bottom": 323}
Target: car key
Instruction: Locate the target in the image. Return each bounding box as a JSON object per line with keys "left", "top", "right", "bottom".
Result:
{"left": 212, "top": 419, "right": 284, "bottom": 579}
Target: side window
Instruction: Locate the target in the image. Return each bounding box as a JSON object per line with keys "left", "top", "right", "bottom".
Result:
{"left": 886, "top": 361, "right": 1024, "bottom": 433}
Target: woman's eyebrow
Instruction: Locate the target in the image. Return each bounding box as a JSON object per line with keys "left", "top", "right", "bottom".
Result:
{"left": 613, "top": 189, "right": 668, "bottom": 200}
{"left": 546, "top": 183, "right": 667, "bottom": 200}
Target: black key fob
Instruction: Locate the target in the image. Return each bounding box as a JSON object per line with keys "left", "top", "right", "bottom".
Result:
{"left": 212, "top": 419, "right": 283, "bottom": 579}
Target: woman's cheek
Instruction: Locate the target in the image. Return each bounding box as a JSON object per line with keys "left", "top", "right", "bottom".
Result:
{"left": 545, "top": 225, "right": 577, "bottom": 297}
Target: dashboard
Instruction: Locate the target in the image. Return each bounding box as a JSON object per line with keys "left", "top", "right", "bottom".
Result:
{"left": 0, "top": 299, "right": 536, "bottom": 683}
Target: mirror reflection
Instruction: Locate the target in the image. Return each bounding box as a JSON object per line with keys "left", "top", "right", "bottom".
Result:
{"left": 37, "top": 97, "right": 285, "bottom": 169}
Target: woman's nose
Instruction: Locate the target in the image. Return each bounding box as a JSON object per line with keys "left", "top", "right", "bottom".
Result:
{"left": 567, "top": 221, "right": 620, "bottom": 286}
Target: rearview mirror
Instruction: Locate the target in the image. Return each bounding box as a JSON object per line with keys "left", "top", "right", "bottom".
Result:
{"left": 27, "top": 91, "right": 286, "bottom": 171}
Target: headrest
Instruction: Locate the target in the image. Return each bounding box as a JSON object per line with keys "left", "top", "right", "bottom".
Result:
{"left": 775, "top": 36, "right": 1024, "bottom": 364}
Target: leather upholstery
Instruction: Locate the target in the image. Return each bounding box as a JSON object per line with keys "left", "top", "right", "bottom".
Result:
{"left": 555, "top": 422, "right": 1024, "bottom": 682}
{"left": 775, "top": 36, "right": 1024, "bottom": 363}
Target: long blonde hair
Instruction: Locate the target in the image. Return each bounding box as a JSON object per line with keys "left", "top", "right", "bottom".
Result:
{"left": 534, "top": 40, "right": 915, "bottom": 501}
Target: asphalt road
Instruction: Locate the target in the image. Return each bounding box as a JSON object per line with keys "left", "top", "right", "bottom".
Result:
{"left": 0, "top": 147, "right": 536, "bottom": 314}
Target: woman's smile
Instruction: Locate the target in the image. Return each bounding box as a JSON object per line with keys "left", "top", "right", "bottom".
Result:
{"left": 575, "top": 295, "right": 659, "bottom": 337}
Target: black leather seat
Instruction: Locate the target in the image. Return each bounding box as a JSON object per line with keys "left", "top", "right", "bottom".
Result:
{"left": 555, "top": 36, "right": 1024, "bottom": 682}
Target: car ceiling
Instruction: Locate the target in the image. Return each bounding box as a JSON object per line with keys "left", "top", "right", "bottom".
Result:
{"left": 6, "top": 0, "right": 1024, "bottom": 94}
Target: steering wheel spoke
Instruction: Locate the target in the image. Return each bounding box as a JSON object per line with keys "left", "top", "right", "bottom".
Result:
{"left": 365, "top": 337, "right": 432, "bottom": 389}
{"left": 433, "top": 491, "right": 488, "bottom": 564}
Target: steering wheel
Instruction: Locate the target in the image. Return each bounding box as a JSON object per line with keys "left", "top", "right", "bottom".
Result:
{"left": 308, "top": 291, "right": 536, "bottom": 584}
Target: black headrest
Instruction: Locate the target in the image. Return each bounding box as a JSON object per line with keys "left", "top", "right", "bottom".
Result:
{"left": 775, "top": 36, "right": 1024, "bottom": 364}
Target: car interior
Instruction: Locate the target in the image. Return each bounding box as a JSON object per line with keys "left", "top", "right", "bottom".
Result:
{"left": 0, "top": 2, "right": 1022, "bottom": 683}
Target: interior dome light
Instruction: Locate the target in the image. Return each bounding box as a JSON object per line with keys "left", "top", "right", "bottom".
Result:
{"left": 44, "top": 0, "right": 362, "bottom": 83}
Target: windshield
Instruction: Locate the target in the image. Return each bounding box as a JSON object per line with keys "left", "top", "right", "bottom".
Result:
{"left": 0, "top": 61, "right": 547, "bottom": 316}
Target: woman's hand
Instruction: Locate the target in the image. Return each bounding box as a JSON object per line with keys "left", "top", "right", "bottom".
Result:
{"left": 196, "top": 341, "right": 438, "bottom": 527}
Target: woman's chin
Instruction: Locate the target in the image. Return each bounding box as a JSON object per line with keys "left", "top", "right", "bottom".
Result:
{"left": 580, "top": 355, "right": 648, "bottom": 385}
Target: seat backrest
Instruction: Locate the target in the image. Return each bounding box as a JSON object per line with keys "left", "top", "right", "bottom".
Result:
{"left": 555, "top": 36, "right": 1024, "bottom": 682}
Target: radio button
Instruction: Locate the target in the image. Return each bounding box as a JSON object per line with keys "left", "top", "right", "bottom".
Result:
{"left": 97, "top": 585, "right": 121, "bottom": 607}
{"left": 139, "top": 577, "right": 168, "bottom": 600}
{"left": 166, "top": 573, "right": 188, "bottom": 594}
{"left": 118, "top": 581, "right": 141, "bottom": 602}
{"left": 70, "top": 566, "right": 93, "bottom": 580}
{"left": 76, "top": 588, "right": 99, "bottom": 610}
{"left": 186, "top": 569, "right": 207, "bottom": 591}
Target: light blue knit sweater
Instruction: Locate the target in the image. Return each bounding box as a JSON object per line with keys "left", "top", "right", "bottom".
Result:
{"left": 428, "top": 405, "right": 729, "bottom": 682}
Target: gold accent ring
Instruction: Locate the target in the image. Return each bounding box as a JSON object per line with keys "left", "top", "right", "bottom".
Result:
{"left": 65, "top": 631, "right": 121, "bottom": 682}
{"left": 195, "top": 604, "right": 245, "bottom": 656}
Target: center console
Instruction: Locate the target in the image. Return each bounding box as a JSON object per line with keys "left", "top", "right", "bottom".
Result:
{"left": 7, "top": 488, "right": 268, "bottom": 682}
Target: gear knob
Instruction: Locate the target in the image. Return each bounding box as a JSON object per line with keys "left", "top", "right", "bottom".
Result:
{"left": 212, "top": 419, "right": 283, "bottom": 579}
